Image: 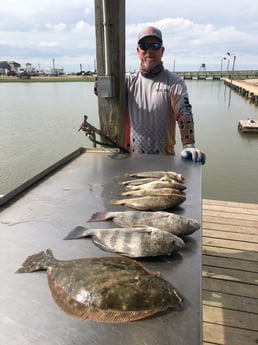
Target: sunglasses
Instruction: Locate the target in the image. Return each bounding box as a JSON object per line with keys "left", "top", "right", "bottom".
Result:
{"left": 138, "top": 42, "right": 162, "bottom": 51}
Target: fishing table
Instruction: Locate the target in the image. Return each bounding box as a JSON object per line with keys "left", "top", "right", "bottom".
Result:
{"left": 0, "top": 149, "right": 202, "bottom": 345}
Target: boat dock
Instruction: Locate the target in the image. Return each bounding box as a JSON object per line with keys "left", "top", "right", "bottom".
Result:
{"left": 202, "top": 199, "right": 258, "bottom": 345}
{"left": 224, "top": 78, "right": 258, "bottom": 105}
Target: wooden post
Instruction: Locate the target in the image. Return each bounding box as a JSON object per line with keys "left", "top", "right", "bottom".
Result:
{"left": 94, "top": 0, "right": 126, "bottom": 148}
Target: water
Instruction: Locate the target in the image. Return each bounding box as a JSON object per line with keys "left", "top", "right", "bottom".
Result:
{"left": 0, "top": 80, "right": 257, "bottom": 203}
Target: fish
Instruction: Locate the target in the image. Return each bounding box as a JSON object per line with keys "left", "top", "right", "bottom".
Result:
{"left": 64, "top": 226, "right": 185, "bottom": 257}
{"left": 110, "top": 194, "right": 185, "bottom": 211}
{"left": 125, "top": 179, "right": 187, "bottom": 191}
{"left": 88, "top": 210, "right": 200, "bottom": 236}
{"left": 16, "top": 249, "right": 183, "bottom": 323}
{"left": 120, "top": 187, "right": 184, "bottom": 197}
{"left": 119, "top": 177, "right": 160, "bottom": 186}
{"left": 125, "top": 171, "right": 185, "bottom": 182}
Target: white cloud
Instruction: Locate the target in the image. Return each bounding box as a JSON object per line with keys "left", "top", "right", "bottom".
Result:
{"left": 73, "top": 20, "right": 91, "bottom": 32}
{"left": 0, "top": 0, "right": 257, "bottom": 72}
{"left": 45, "top": 22, "right": 67, "bottom": 32}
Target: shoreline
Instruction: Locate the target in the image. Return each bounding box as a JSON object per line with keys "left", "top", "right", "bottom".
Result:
{"left": 0, "top": 75, "right": 96, "bottom": 83}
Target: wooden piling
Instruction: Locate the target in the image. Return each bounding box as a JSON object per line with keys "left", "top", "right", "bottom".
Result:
{"left": 94, "top": 0, "right": 126, "bottom": 148}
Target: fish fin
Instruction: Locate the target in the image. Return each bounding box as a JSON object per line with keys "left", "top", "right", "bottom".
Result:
{"left": 90, "top": 236, "right": 113, "bottom": 253}
{"left": 16, "top": 249, "right": 54, "bottom": 273}
{"left": 88, "top": 212, "right": 111, "bottom": 222}
{"left": 110, "top": 199, "right": 124, "bottom": 205}
{"left": 64, "top": 226, "right": 89, "bottom": 240}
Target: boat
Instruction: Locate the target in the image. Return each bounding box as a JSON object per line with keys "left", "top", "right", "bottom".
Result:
{"left": 238, "top": 119, "right": 258, "bottom": 133}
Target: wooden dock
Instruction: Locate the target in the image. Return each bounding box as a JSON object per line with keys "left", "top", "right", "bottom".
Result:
{"left": 202, "top": 199, "right": 258, "bottom": 345}
{"left": 224, "top": 78, "right": 258, "bottom": 105}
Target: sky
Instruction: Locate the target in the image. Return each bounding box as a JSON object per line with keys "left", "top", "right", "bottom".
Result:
{"left": 0, "top": 0, "right": 257, "bottom": 73}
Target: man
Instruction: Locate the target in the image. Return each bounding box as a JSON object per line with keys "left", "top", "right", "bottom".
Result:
{"left": 125, "top": 26, "right": 206, "bottom": 164}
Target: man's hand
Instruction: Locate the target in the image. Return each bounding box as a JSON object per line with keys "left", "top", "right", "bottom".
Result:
{"left": 181, "top": 144, "right": 206, "bottom": 164}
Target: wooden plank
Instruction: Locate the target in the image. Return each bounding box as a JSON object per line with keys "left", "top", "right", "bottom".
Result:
{"left": 202, "top": 277, "right": 258, "bottom": 299}
{"left": 202, "top": 222, "right": 258, "bottom": 234}
{"left": 202, "top": 209, "right": 258, "bottom": 222}
{"left": 203, "top": 305, "right": 258, "bottom": 331}
{"left": 203, "top": 229, "right": 258, "bottom": 243}
{"left": 202, "top": 290, "right": 258, "bottom": 314}
{"left": 203, "top": 205, "right": 258, "bottom": 216}
{"left": 203, "top": 322, "right": 258, "bottom": 345}
{"left": 202, "top": 265, "right": 258, "bottom": 285}
{"left": 202, "top": 215, "right": 257, "bottom": 228}
{"left": 203, "top": 245, "right": 257, "bottom": 261}
{"left": 202, "top": 255, "right": 258, "bottom": 273}
{"left": 203, "top": 199, "right": 258, "bottom": 210}
{"left": 202, "top": 236, "right": 258, "bottom": 253}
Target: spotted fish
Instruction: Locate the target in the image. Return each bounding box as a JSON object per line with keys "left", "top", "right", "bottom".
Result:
{"left": 125, "top": 171, "right": 185, "bottom": 182}
{"left": 125, "top": 179, "right": 186, "bottom": 191}
{"left": 110, "top": 194, "right": 186, "bottom": 211}
{"left": 16, "top": 249, "right": 183, "bottom": 322}
{"left": 88, "top": 210, "right": 200, "bottom": 236}
{"left": 64, "top": 226, "right": 185, "bottom": 257}
{"left": 120, "top": 187, "right": 184, "bottom": 197}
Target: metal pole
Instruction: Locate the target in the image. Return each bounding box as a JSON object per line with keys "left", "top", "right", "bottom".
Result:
{"left": 231, "top": 55, "right": 236, "bottom": 83}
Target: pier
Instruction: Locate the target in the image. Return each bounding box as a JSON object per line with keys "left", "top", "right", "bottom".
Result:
{"left": 224, "top": 78, "right": 258, "bottom": 106}
{"left": 177, "top": 70, "right": 258, "bottom": 80}
{"left": 202, "top": 199, "right": 258, "bottom": 345}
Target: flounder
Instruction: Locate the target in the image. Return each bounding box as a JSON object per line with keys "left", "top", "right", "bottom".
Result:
{"left": 16, "top": 249, "right": 183, "bottom": 322}
{"left": 88, "top": 210, "right": 200, "bottom": 236}
{"left": 64, "top": 226, "right": 185, "bottom": 257}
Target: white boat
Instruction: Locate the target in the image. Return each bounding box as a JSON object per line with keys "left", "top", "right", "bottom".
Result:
{"left": 238, "top": 119, "right": 258, "bottom": 133}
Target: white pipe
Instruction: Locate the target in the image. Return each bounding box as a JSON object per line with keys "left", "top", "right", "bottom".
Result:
{"left": 102, "top": 0, "right": 110, "bottom": 75}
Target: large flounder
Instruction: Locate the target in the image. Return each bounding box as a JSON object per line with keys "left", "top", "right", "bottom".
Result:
{"left": 16, "top": 249, "right": 183, "bottom": 323}
{"left": 88, "top": 210, "right": 200, "bottom": 237}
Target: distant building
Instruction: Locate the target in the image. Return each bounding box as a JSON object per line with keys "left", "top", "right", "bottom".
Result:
{"left": 0, "top": 61, "right": 21, "bottom": 75}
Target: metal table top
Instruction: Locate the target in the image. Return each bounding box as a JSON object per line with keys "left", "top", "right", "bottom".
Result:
{"left": 0, "top": 150, "right": 202, "bottom": 345}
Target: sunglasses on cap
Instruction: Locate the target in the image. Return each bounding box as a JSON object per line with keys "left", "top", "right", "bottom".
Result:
{"left": 138, "top": 42, "right": 162, "bottom": 51}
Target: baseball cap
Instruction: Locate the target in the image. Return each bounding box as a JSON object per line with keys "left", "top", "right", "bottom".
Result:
{"left": 138, "top": 26, "right": 163, "bottom": 43}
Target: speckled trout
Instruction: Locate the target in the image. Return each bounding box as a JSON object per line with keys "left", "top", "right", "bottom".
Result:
{"left": 125, "top": 171, "right": 185, "bottom": 182}
{"left": 125, "top": 179, "right": 186, "bottom": 191}
{"left": 110, "top": 194, "right": 185, "bottom": 211}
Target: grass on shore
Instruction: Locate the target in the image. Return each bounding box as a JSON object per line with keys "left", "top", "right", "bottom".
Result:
{"left": 0, "top": 75, "right": 96, "bottom": 83}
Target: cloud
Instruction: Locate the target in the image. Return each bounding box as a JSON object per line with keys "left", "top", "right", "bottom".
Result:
{"left": 0, "top": 0, "right": 257, "bottom": 72}
{"left": 45, "top": 23, "right": 67, "bottom": 32}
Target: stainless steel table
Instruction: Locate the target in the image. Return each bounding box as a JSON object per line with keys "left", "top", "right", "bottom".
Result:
{"left": 0, "top": 150, "right": 202, "bottom": 345}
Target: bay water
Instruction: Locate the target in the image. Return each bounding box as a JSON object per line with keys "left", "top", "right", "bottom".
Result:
{"left": 0, "top": 80, "right": 257, "bottom": 203}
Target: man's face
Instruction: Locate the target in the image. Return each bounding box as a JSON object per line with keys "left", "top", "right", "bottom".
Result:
{"left": 137, "top": 38, "right": 164, "bottom": 69}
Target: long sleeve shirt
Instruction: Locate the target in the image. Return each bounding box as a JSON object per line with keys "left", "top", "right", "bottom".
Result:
{"left": 125, "top": 69, "right": 195, "bottom": 155}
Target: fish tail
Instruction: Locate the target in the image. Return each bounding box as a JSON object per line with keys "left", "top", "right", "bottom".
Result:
{"left": 16, "top": 249, "right": 54, "bottom": 273}
{"left": 88, "top": 212, "right": 111, "bottom": 222}
{"left": 64, "top": 226, "right": 89, "bottom": 240}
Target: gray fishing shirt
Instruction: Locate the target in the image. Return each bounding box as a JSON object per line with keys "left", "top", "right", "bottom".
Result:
{"left": 125, "top": 69, "right": 195, "bottom": 155}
